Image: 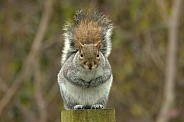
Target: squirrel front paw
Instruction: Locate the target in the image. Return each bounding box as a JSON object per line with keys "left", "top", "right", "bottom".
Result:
{"left": 74, "top": 105, "right": 85, "bottom": 109}
{"left": 91, "top": 104, "right": 104, "bottom": 109}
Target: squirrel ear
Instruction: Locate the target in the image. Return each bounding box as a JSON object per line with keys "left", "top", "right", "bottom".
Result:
{"left": 94, "top": 41, "right": 102, "bottom": 49}
{"left": 76, "top": 40, "right": 83, "bottom": 51}
{"left": 77, "top": 40, "right": 83, "bottom": 46}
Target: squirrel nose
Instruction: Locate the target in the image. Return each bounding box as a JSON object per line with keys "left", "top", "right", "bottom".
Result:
{"left": 88, "top": 63, "right": 92, "bottom": 70}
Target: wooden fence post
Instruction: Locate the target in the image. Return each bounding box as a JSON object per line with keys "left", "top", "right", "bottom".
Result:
{"left": 61, "top": 108, "right": 116, "bottom": 122}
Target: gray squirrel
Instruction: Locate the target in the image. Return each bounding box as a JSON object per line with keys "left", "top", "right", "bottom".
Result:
{"left": 58, "top": 9, "right": 113, "bottom": 109}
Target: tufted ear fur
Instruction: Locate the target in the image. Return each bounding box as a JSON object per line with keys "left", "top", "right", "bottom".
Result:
{"left": 94, "top": 41, "right": 102, "bottom": 50}
{"left": 77, "top": 40, "right": 84, "bottom": 52}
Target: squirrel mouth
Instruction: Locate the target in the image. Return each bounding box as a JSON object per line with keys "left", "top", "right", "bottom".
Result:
{"left": 86, "top": 63, "right": 97, "bottom": 70}
{"left": 85, "top": 61, "right": 97, "bottom": 70}
{"left": 88, "top": 63, "right": 92, "bottom": 70}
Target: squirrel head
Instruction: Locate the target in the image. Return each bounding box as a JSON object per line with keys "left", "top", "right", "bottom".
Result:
{"left": 61, "top": 9, "right": 113, "bottom": 65}
{"left": 77, "top": 40, "right": 101, "bottom": 70}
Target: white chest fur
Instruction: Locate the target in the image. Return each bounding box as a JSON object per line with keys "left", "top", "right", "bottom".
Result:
{"left": 60, "top": 75, "right": 113, "bottom": 105}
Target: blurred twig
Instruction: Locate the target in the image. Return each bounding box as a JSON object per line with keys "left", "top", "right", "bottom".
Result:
{"left": 34, "top": 60, "right": 47, "bottom": 122}
{"left": 41, "top": 35, "right": 62, "bottom": 51}
{"left": 0, "top": 0, "right": 54, "bottom": 116}
{"left": 15, "top": 101, "right": 37, "bottom": 122}
{"left": 111, "top": 87, "right": 154, "bottom": 122}
{"left": 54, "top": 117, "right": 60, "bottom": 122}
{"left": 0, "top": 76, "right": 8, "bottom": 93}
{"left": 143, "top": 31, "right": 164, "bottom": 70}
{"left": 156, "top": 0, "right": 182, "bottom": 122}
{"left": 156, "top": 0, "right": 169, "bottom": 24}
{"left": 0, "top": 76, "right": 37, "bottom": 121}
{"left": 45, "top": 82, "right": 59, "bottom": 106}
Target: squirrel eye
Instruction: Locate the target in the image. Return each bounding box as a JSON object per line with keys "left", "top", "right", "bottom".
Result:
{"left": 80, "top": 54, "right": 83, "bottom": 58}
{"left": 96, "top": 54, "right": 99, "bottom": 57}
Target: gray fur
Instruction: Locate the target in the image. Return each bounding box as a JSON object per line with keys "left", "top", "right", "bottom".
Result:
{"left": 58, "top": 52, "right": 113, "bottom": 109}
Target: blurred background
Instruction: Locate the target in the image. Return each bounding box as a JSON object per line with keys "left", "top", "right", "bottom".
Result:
{"left": 0, "top": 0, "right": 184, "bottom": 122}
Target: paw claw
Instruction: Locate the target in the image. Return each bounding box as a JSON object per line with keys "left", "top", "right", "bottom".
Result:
{"left": 74, "top": 105, "right": 85, "bottom": 109}
{"left": 91, "top": 104, "right": 104, "bottom": 109}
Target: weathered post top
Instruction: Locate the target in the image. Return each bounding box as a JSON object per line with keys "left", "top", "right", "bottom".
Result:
{"left": 61, "top": 108, "right": 116, "bottom": 122}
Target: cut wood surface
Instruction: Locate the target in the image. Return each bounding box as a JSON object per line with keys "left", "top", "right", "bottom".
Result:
{"left": 61, "top": 109, "right": 116, "bottom": 122}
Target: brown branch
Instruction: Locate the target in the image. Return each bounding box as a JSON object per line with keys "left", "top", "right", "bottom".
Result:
{"left": 41, "top": 35, "right": 62, "bottom": 51}
{"left": 34, "top": 60, "right": 47, "bottom": 122}
{"left": 156, "top": 0, "right": 182, "bottom": 122}
{"left": 45, "top": 82, "right": 59, "bottom": 106}
{"left": 143, "top": 31, "right": 164, "bottom": 70}
{"left": 0, "top": 76, "right": 8, "bottom": 93}
{"left": 156, "top": 0, "right": 169, "bottom": 24}
{"left": 0, "top": 76, "right": 37, "bottom": 121}
{"left": 0, "top": 0, "right": 54, "bottom": 116}
{"left": 15, "top": 101, "right": 37, "bottom": 122}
